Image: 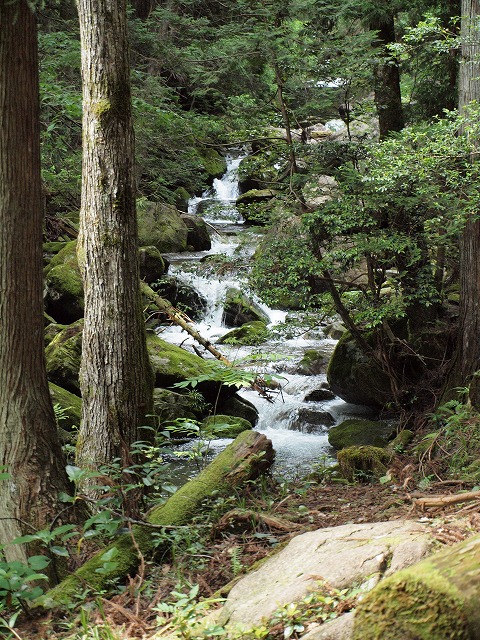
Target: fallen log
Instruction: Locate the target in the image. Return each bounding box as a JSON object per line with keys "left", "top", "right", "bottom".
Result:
{"left": 39, "top": 430, "right": 274, "bottom": 608}
{"left": 352, "top": 533, "right": 480, "bottom": 639}
{"left": 414, "top": 490, "right": 480, "bottom": 511}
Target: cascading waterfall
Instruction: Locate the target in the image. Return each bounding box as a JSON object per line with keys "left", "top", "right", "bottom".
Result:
{"left": 160, "top": 152, "right": 365, "bottom": 478}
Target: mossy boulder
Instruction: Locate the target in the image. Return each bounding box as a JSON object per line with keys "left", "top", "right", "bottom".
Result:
{"left": 328, "top": 418, "right": 396, "bottom": 451}
{"left": 236, "top": 189, "right": 275, "bottom": 205}
{"left": 181, "top": 214, "right": 211, "bottom": 251}
{"left": 173, "top": 187, "right": 191, "bottom": 212}
{"left": 138, "top": 246, "right": 167, "bottom": 283}
{"left": 137, "top": 201, "right": 188, "bottom": 253}
{"left": 198, "top": 147, "right": 227, "bottom": 178}
{"left": 146, "top": 332, "right": 235, "bottom": 404}
{"left": 49, "top": 382, "right": 82, "bottom": 431}
{"left": 327, "top": 331, "right": 393, "bottom": 407}
{"left": 222, "top": 288, "right": 269, "bottom": 328}
{"left": 45, "top": 320, "right": 83, "bottom": 395}
{"left": 44, "top": 240, "right": 84, "bottom": 324}
{"left": 152, "top": 276, "right": 207, "bottom": 321}
{"left": 337, "top": 445, "right": 392, "bottom": 482}
{"left": 45, "top": 322, "right": 67, "bottom": 348}
{"left": 152, "top": 388, "right": 207, "bottom": 425}
{"left": 218, "top": 321, "right": 269, "bottom": 346}
{"left": 201, "top": 415, "right": 252, "bottom": 438}
{"left": 296, "top": 349, "right": 328, "bottom": 375}
{"left": 387, "top": 429, "right": 414, "bottom": 453}
{"left": 217, "top": 394, "right": 259, "bottom": 427}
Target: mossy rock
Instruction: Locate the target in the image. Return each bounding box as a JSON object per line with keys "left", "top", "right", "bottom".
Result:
{"left": 138, "top": 246, "right": 167, "bottom": 283}
{"left": 217, "top": 394, "right": 259, "bottom": 427}
{"left": 43, "top": 241, "right": 70, "bottom": 266}
{"left": 137, "top": 201, "right": 188, "bottom": 253}
{"left": 218, "top": 321, "right": 269, "bottom": 346}
{"left": 44, "top": 239, "right": 78, "bottom": 274}
{"left": 181, "top": 214, "right": 211, "bottom": 251}
{"left": 328, "top": 418, "right": 396, "bottom": 451}
{"left": 327, "top": 331, "right": 393, "bottom": 407}
{"left": 337, "top": 445, "right": 392, "bottom": 482}
{"left": 201, "top": 415, "right": 252, "bottom": 438}
{"left": 146, "top": 332, "right": 235, "bottom": 404}
{"left": 173, "top": 187, "right": 191, "bottom": 212}
{"left": 296, "top": 349, "right": 328, "bottom": 375}
{"left": 198, "top": 147, "right": 227, "bottom": 178}
{"left": 236, "top": 189, "right": 275, "bottom": 205}
{"left": 45, "top": 322, "right": 67, "bottom": 348}
{"left": 152, "top": 388, "right": 207, "bottom": 426}
{"left": 49, "top": 382, "right": 81, "bottom": 432}
{"left": 222, "top": 287, "right": 269, "bottom": 328}
{"left": 45, "top": 320, "right": 83, "bottom": 395}
{"left": 304, "top": 388, "right": 336, "bottom": 402}
{"left": 387, "top": 429, "right": 414, "bottom": 453}
{"left": 44, "top": 262, "right": 84, "bottom": 324}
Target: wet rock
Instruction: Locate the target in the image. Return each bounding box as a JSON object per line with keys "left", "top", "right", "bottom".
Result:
{"left": 45, "top": 320, "right": 83, "bottom": 395}
{"left": 324, "top": 322, "right": 347, "bottom": 340}
{"left": 222, "top": 287, "right": 269, "bottom": 327}
{"left": 217, "top": 394, "right": 259, "bottom": 427}
{"left": 152, "top": 388, "right": 205, "bottom": 426}
{"left": 181, "top": 214, "right": 211, "bottom": 251}
{"left": 201, "top": 415, "right": 252, "bottom": 438}
{"left": 296, "top": 349, "right": 328, "bottom": 375}
{"left": 153, "top": 276, "right": 208, "bottom": 321}
{"left": 304, "top": 388, "right": 336, "bottom": 402}
{"left": 289, "top": 408, "right": 335, "bottom": 433}
{"left": 217, "top": 321, "right": 269, "bottom": 346}
{"left": 138, "top": 246, "right": 167, "bottom": 283}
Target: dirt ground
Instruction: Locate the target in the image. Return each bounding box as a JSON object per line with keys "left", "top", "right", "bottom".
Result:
{"left": 14, "top": 473, "right": 480, "bottom": 639}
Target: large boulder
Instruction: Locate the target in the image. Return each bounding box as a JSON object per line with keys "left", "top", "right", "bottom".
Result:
{"left": 146, "top": 332, "right": 235, "bottom": 404}
{"left": 44, "top": 240, "right": 84, "bottom": 324}
{"left": 289, "top": 408, "right": 335, "bottom": 434}
{"left": 219, "top": 520, "right": 434, "bottom": 631}
{"left": 222, "top": 288, "right": 269, "bottom": 328}
{"left": 198, "top": 147, "right": 226, "bottom": 178}
{"left": 180, "top": 214, "right": 211, "bottom": 251}
{"left": 327, "top": 331, "right": 392, "bottom": 407}
{"left": 137, "top": 201, "right": 188, "bottom": 253}
{"left": 295, "top": 349, "right": 328, "bottom": 375}
{"left": 45, "top": 320, "right": 83, "bottom": 395}
{"left": 328, "top": 418, "right": 396, "bottom": 451}
{"left": 302, "top": 175, "right": 339, "bottom": 210}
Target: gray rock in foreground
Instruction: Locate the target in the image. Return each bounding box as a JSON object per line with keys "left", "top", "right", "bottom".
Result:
{"left": 220, "top": 520, "right": 433, "bottom": 631}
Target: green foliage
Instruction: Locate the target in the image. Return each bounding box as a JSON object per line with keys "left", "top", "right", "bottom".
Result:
{"left": 0, "top": 555, "right": 50, "bottom": 611}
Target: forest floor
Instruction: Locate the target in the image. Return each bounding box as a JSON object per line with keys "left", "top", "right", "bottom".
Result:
{"left": 15, "top": 466, "right": 480, "bottom": 640}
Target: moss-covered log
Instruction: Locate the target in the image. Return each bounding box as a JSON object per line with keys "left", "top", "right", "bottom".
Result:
{"left": 352, "top": 533, "right": 480, "bottom": 639}
{"left": 39, "top": 430, "right": 274, "bottom": 608}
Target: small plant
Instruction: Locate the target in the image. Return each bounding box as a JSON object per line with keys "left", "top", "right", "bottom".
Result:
{"left": 0, "top": 555, "right": 50, "bottom": 612}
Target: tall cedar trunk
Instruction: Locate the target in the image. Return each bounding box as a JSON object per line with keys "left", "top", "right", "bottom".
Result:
{"left": 444, "top": 0, "right": 480, "bottom": 406}
{"left": 370, "top": 14, "right": 404, "bottom": 139}
{"left": 76, "top": 0, "right": 153, "bottom": 488}
{"left": 0, "top": 1, "right": 71, "bottom": 562}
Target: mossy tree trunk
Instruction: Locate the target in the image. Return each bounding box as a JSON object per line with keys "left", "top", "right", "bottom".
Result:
{"left": 353, "top": 533, "right": 480, "bottom": 639}
{"left": 40, "top": 431, "right": 274, "bottom": 607}
{"left": 0, "top": 1, "right": 73, "bottom": 563}
{"left": 75, "top": 0, "right": 153, "bottom": 501}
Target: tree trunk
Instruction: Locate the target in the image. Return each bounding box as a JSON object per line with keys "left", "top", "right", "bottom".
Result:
{"left": 39, "top": 430, "right": 274, "bottom": 607}
{"left": 443, "top": 0, "right": 480, "bottom": 406}
{"left": 352, "top": 533, "right": 480, "bottom": 639}
{"left": 370, "top": 14, "right": 404, "bottom": 139}
{"left": 75, "top": 0, "right": 153, "bottom": 488}
{"left": 0, "top": 1, "right": 72, "bottom": 563}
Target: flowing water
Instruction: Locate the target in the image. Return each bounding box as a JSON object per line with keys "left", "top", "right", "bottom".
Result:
{"left": 159, "top": 152, "right": 370, "bottom": 479}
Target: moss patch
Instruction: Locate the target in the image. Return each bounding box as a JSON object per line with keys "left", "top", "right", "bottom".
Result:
{"left": 218, "top": 321, "right": 269, "bottom": 346}
{"left": 337, "top": 446, "right": 391, "bottom": 482}
{"left": 202, "top": 415, "right": 252, "bottom": 438}
{"left": 45, "top": 320, "right": 83, "bottom": 394}
{"left": 137, "top": 201, "right": 188, "bottom": 253}
{"left": 328, "top": 419, "right": 395, "bottom": 451}
{"left": 49, "top": 382, "right": 81, "bottom": 431}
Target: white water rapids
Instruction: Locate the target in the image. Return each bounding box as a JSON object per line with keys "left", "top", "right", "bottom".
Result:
{"left": 159, "top": 152, "right": 370, "bottom": 479}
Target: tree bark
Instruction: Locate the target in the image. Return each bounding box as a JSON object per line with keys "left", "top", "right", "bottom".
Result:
{"left": 353, "top": 533, "right": 480, "bottom": 639}
{"left": 443, "top": 0, "right": 480, "bottom": 406}
{"left": 370, "top": 14, "right": 404, "bottom": 139}
{"left": 39, "top": 430, "right": 274, "bottom": 607}
{"left": 75, "top": 0, "right": 153, "bottom": 486}
{"left": 0, "top": 1, "right": 72, "bottom": 563}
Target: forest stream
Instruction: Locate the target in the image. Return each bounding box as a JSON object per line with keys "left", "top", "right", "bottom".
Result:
{"left": 158, "top": 152, "right": 374, "bottom": 480}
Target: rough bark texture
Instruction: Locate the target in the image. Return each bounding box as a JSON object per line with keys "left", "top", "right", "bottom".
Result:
{"left": 75, "top": 0, "right": 153, "bottom": 475}
{"left": 352, "top": 534, "right": 480, "bottom": 639}
{"left": 39, "top": 431, "right": 274, "bottom": 607}
{"left": 0, "top": 1, "right": 71, "bottom": 562}
{"left": 370, "top": 14, "right": 404, "bottom": 139}
{"left": 444, "top": 0, "right": 480, "bottom": 406}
